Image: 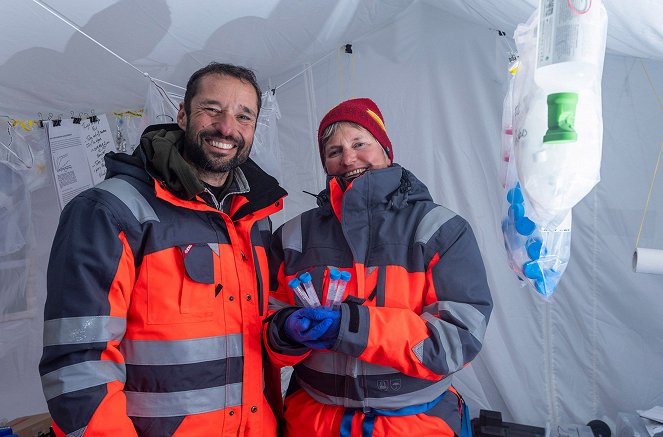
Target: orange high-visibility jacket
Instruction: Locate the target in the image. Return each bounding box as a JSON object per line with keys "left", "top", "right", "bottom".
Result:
{"left": 265, "top": 165, "right": 492, "bottom": 436}
{"left": 40, "top": 126, "right": 286, "bottom": 436}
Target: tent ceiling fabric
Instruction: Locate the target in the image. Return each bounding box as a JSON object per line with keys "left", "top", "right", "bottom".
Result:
{"left": 2, "top": 0, "right": 662, "bottom": 118}
{"left": 0, "top": 0, "right": 416, "bottom": 118}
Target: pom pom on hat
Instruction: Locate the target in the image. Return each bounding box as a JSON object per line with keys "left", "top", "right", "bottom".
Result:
{"left": 317, "top": 98, "right": 393, "bottom": 165}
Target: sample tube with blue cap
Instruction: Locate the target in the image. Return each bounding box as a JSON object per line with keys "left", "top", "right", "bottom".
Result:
{"left": 288, "top": 277, "right": 314, "bottom": 307}
{"left": 329, "top": 271, "right": 351, "bottom": 310}
{"left": 299, "top": 272, "right": 321, "bottom": 307}
{"left": 325, "top": 269, "right": 342, "bottom": 308}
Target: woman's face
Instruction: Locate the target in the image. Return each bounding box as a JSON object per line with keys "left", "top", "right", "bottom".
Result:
{"left": 323, "top": 123, "right": 391, "bottom": 181}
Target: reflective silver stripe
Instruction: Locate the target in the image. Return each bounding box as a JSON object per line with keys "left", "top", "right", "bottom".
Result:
{"left": 302, "top": 351, "right": 398, "bottom": 376}
{"left": 208, "top": 242, "right": 220, "bottom": 256}
{"left": 43, "top": 316, "right": 126, "bottom": 347}
{"left": 120, "top": 334, "right": 243, "bottom": 365}
{"left": 126, "top": 383, "right": 243, "bottom": 417}
{"left": 67, "top": 427, "right": 85, "bottom": 437}
{"left": 281, "top": 214, "right": 302, "bottom": 253}
{"left": 96, "top": 178, "right": 159, "bottom": 223}
{"left": 297, "top": 375, "right": 450, "bottom": 410}
{"left": 257, "top": 217, "right": 271, "bottom": 232}
{"left": 420, "top": 312, "right": 464, "bottom": 372}
{"left": 41, "top": 360, "right": 126, "bottom": 401}
{"left": 423, "top": 301, "right": 488, "bottom": 343}
{"left": 414, "top": 206, "right": 456, "bottom": 245}
{"left": 268, "top": 296, "right": 290, "bottom": 311}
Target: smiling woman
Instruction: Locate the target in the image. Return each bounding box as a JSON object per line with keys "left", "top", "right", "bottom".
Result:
{"left": 264, "top": 97, "right": 492, "bottom": 437}
{"left": 322, "top": 122, "right": 391, "bottom": 181}
{"left": 318, "top": 98, "right": 394, "bottom": 181}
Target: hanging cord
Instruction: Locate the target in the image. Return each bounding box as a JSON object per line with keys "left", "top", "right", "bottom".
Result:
{"left": 151, "top": 80, "right": 180, "bottom": 111}
{"left": 338, "top": 47, "right": 344, "bottom": 101}
{"left": 640, "top": 59, "right": 663, "bottom": 111}
{"left": 465, "top": 2, "right": 516, "bottom": 54}
{"left": 634, "top": 141, "right": 662, "bottom": 250}
{"left": 350, "top": 46, "right": 356, "bottom": 99}
{"left": 30, "top": 0, "right": 185, "bottom": 92}
{"left": 634, "top": 59, "right": 663, "bottom": 251}
{"left": 271, "top": 48, "right": 337, "bottom": 94}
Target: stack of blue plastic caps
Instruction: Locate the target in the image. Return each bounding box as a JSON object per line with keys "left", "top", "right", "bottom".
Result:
{"left": 501, "top": 183, "right": 568, "bottom": 297}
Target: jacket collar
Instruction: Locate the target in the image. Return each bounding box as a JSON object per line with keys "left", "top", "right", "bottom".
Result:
{"left": 105, "top": 123, "right": 287, "bottom": 220}
{"left": 320, "top": 164, "right": 430, "bottom": 221}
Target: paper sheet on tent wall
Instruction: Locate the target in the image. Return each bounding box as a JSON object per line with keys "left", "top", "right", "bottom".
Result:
{"left": 46, "top": 114, "right": 116, "bottom": 210}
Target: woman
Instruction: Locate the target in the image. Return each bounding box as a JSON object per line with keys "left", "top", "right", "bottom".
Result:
{"left": 265, "top": 98, "right": 492, "bottom": 436}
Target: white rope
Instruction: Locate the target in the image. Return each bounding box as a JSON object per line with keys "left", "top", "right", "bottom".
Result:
{"left": 31, "top": 0, "right": 184, "bottom": 91}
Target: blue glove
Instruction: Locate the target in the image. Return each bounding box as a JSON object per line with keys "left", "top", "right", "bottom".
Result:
{"left": 284, "top": 307, "right": 334, "bottom": 345}
{"left": 301, "top": 308, "right": 341, "bottom": 350}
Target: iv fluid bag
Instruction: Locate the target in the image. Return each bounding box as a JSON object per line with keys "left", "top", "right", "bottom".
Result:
{"left": 513, "top": 0, "right": 607, "bottom": 227}
{"left": 535, "top": 0, "right": 606, "bottom": 92}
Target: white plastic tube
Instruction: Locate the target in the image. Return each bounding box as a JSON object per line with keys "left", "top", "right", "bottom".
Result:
{"left": 299, "top": 272, "right": 321, "bottom": 307}
{"left": 329, "top": 271, "right": 351, "bottom": 310}
{"left": 633, "top": 248, "right": 663, "bottom": 275}
{"left": 288, "top": 277, "right": 314, "bottom": 307}
{"left": 325, "top": 269, "right": 342, "bottom": 308}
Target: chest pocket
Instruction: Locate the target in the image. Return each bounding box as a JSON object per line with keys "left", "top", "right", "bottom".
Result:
{"left": 146, "top": 244, "right": 217, "bottom": 325}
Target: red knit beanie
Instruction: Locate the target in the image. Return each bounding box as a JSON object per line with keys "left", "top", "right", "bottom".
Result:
{"left": 317, "top": 98, "right": 393, "bottom": 166}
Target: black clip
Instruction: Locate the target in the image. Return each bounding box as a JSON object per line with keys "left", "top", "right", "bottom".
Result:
{"left": 344, "top": 44, "right": 353, "bottom": 54}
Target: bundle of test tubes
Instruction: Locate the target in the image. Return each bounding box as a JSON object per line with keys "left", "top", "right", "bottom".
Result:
{"left": 288, "top": 269, "right": 351, "bottom": 308}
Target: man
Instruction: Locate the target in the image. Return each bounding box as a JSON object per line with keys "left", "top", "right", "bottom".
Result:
{"left": 39, "top": 63, "right": 286, "bottom": 436}
{"left": 264, "top": 98, "right": 492, "bottom": 436}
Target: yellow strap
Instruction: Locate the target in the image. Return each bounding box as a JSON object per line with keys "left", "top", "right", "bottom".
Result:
{"left": 635, "top": 60, "right": 663, "bottom": 251}
{"left": 112, "top": 109, "right": 144, "bottom": 118}
{"left": 11, "top": 119, "right": 34, "bottom": 131}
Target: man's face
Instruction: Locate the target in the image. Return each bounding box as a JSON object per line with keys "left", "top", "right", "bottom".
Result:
{"left": 177, "top": 74, "right": 259, "bottom": 179}
{"left": 323, "top": 123, "right": 391, "bottom": 181}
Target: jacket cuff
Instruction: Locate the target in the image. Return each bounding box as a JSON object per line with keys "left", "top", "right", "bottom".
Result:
{"left": 331, "top": 302, "right": 370, "bottom": 357}
{"left": 267, "top": 306, "right": 310, "bottom": 356}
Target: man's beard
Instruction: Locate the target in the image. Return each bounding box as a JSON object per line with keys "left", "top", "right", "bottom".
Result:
{"left": 183, "top": 124, "right": 251, "bottom": 174}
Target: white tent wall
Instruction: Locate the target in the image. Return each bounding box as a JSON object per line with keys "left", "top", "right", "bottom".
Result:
{"left": 265, "top": 2, "right": 663, "bottom": 429}
{"left": 0, "top": 0, "right": 662, "bottom": 432}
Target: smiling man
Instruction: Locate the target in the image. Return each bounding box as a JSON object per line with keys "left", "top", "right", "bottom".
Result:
{"left": 264, "top": 98, "right": 492, "bottom": 437}
{"left": 39, "top": 63, "right": 286, "bottom": 436}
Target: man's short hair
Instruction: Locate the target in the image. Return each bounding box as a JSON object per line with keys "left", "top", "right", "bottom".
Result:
{"left": 183, "top": 62, "right": 262, "bottom": 117}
